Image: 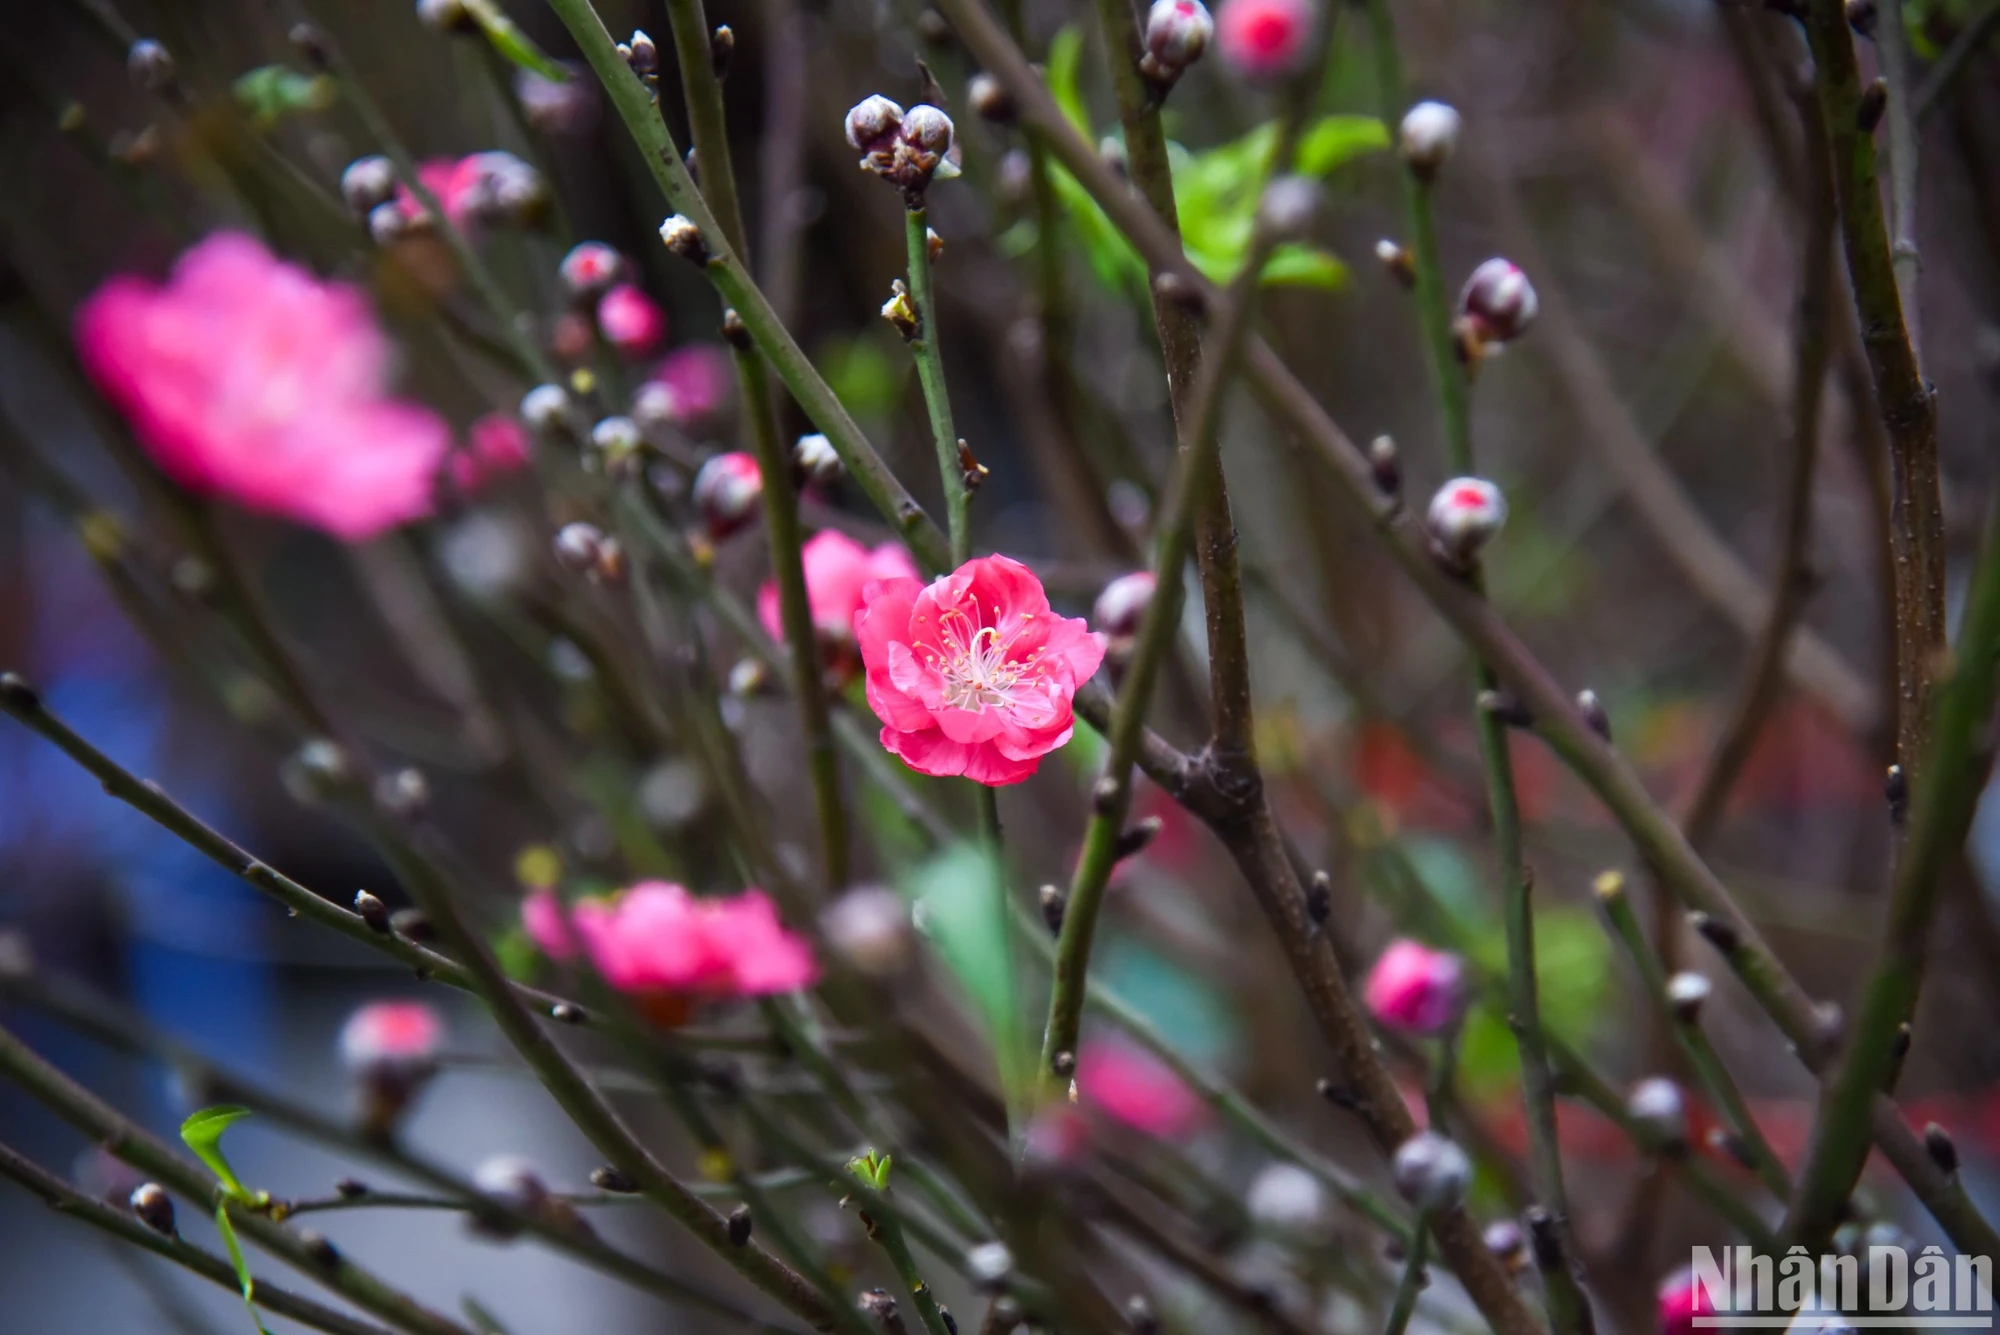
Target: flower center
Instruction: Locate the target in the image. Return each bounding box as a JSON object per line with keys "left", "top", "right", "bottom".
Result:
{"left": 927, "top": 605, "right": 1044, "bottom": 713}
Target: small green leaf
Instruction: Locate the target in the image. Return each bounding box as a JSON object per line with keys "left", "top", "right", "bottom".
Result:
{"left": 900, "top": 843, "right": 1026, "bottom": 1102}
{"left": 1259, "top": 245, "right": 1348, "bottom": 289}
{"left": 180, "top": 1105, "right": 255, "bottom": 1201}
{"left": 1294, "top": 115, "right": 1391, "bottom": 176}
{"left": 845, "top": 1148, "right": 895, "bottom": 1192}
{"left": 463, "top": 0, "right": 569, "bottom": 81}
{"left": 215, "top": 1203, "right": 275, "bottom": 1335}
{"left": 232, "top": 66, "right": 336, "bottom": 128}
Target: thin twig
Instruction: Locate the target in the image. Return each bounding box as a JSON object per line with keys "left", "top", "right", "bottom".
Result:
{"left": 903, "top": 204, "right": 972, "bottom": 568}
{"left": 1878, "top": 0, "right": 1924, "bottom": 359}
{"left": 1381, "top": 1214, "right": 1431, "bottom": 1335}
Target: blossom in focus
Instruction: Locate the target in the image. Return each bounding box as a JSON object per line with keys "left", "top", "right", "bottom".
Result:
{"left": 1657, "top": 1267, "right": 1713, "bottom": 1335}
{"left": 559, "top": 883, "right": 816, "bottom": 1010}
{"left": 856, "top": 555, "right": 1104, "bottom": 786}
{"left": 638, "top": 344, "right": 735, "bottom": 431}
{"left": 450, "top": 412, "right": 532, "bottom": 492}
{"left": 595, "top": 283, "right": 665, "bottom": 357}
{"left": 758, "top": 529, "right": 921, "bottom": 647}
{"left": 1215, "top": 0, "right": 1315, "bottom": 79}
{"left": 77, "top": 232, "right": 450, "bottom": 541}
{"left": 1363, "top": 938, "right": 1464, "bottom": 1035}
{"left": 1077, "top": 1039, "right": 1205, "bottom": 1139}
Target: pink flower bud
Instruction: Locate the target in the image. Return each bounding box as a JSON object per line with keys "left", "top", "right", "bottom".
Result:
{"left": 1426, "top": 476, "right": 1507, "bottom": 568}
{"left": 1457, "top": 257, "right": 1538, "bottom": 345}
{"left": 1215, "top": 0, "right": 1315, "bottom": 80}
{"left": 450, "top": 412, "right": 532, "bottom": 492}
{"left": 1093, "top": 570, "right": 1156, "bottom": 640}
{"left": 692, "top": 451, "right": 763, "bottom": 538}
{"left": 595, "top": 283, "right": 666, "bottom": 357}
{"left": 1397, "top": 100, "right": 1461, "bottom": 175}
{"left": 1144, "top": 0, "right": 1214, "bottom": 74}
{"left": 1363, "top": 938, "right": 1464, "bottom": 1035}
{"left": 338, "top": 1000, "right": 443, "bottom": 1073}
{"left": 1657, "top": 1268, "right": 1714, "bottom": 1335}
{"left": 559, "top": 241, "right": 625, "bottom": 301}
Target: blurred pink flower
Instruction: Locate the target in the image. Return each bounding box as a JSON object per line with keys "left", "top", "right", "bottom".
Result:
{"left": 77, "top": 232, "right": 449, "bottom": 541}
{"left": 645, "top": 344, "right": 734, "bottom": 428}
{"left": 758, "top": 530, "right": 921, "bottom": 646}
{"left": 596, "top": 283, "right": 665, "bottom": 357}
{"left": 856, "top": 555, "right": 1103, "bottom": 787}
{"left": 1656, "top": 1268, "right": 1712, "bottom": 1335}
{"left": 338, "top": 1001, "right": 443, "bottom": 1071}
{"left": 1077, "top": 1039, "right": 1205, "bottom": 1139}
{"left": 692, "top": 451, "right": 763, "bottom": 538}
{"left": 449, "top": 412, "right": 532, "bottom": 492}
{"left": 1363, "top": 939, "right": 1464, "bottom": 1036}
{"left": 1215, "top": 0, "right": 1315, "bottom": 78}
{"left": 532, "top": 883, "right": 816, "bottom": 1008}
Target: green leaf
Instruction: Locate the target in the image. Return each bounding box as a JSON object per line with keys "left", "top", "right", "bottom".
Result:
{"left": 232, "top": 66, "right": 335, "bottom": 128}
{"left": 463, "top": 0, "right": 569, "bottom": 81}
{"left": 1294, "top": 115, "right": 1391, "bottom": 176}
{"left": 1259, "top": 244, "right": 1347, "bottom": 289}
{"left": 180, "top": 1105, "right": 257, "bottom": 1202}
{"left": 215, "top": 1203, "right": 274, "bottom": 1335}
{"left": 1045, "top": 26, "right": 1090, "bottom": 135}
{"left": 845, "top": 1148, "right": 894, "bottom": 1192}
{"left": 900, "top": 843, "right": 1026, "bottom": 1101}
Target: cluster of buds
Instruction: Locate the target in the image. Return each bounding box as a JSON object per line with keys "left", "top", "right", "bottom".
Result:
{"left": 338, "top": 1001, "right": 443, "bottom": 1140}
{"left": 845, "top": 96, "right": 960, "bottom": 200}
{"left": 553, "top": 521, "right": 628, "bottom": 586}
{"left": 1397, "top": 100, "right": 1462, "bottom": 179}
{"left": 1426, "top": 475, "right": 1507, "bottom": 571}
{"left": 1455, "top": 257, "right": 1538, "bottom": 364}
{"left": 1093, "top": 570, "right": 1157, "bottom": 671}
{"left": 1140, "top": 0, "right": 1214, "bottom": 90}
{"left": 692, "top": 451, "right": 763, "bottom": 538}
{"left": 617, "top": 29, "right": 659, "bottom": 95}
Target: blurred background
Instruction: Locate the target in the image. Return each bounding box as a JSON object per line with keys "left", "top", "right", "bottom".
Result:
{"left": 3, "top": 0, "right": 2000, "bottom": 1330}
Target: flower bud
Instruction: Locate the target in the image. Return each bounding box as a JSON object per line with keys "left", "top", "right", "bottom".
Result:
{"left": 559, "top": 242, "right": 625, "bottom": 301}
{"left": 1391, "top": 1131, "right": 1471, "bottom": 1212}
{"left": 341, "top": 156, "right": 397, "bottom": 215}
{"left": 473, "top": 1155, "right": 548, "bottom": 1227}
{"left": 968, "top": 72, "right": 1016, "bottom": 124}
{"left": 1457, "top": 258, "right": 1538, "bottom": 347}
{"left": 283, "top": 738, "right": 354, "bottom": 804}
{"left": 1093, "top": 570, "right": 1157, "bottom": 643}
{"left": 354, "top": 889, "right": 392, "bottom": 934}
{"left": 846, "top": 94, "right": 906, "bottom": 156}
{"left": 374, "top": 767, "right": 430, "bottom": 820}
{"left": 620, "top": 29, "right": 659, "bottom": 81}
{"left": 1425, "top": 476, "right": 1507, "bottom": 569}
{"left": 727, "top": 1203, "right": 754, "bottom": 1245}
{"left": 793, "top": 432, "right": 842, "bottom": 485}
{"left": 1397, "top": 100, "right": 1461, "bottom": 177}
{"left": 128, "top": 39, "right": 177, "bottom": 92}
{"left": 1368, "top": 433, "right": 1402, "bottom": 497}
{"left": 966, "top": 1240, "right": 1015, "bottom": 1292}
{"left": 1216, "top": 0, "right": 1315, "bottom": 80}
{"left": 1039, "top": 883, "right": 1065, "bottom": 935}
{"left": 1484, "top": 1218, "right": 1527, "bottom": 1272}
{"left": 589, "top": 415, "right": 644, "bottom": 473}
{"left": 340, "top": 1000, "right": 443, "bottom": 1138}
{"left": 415, "top": 0, "right": 475, "bottom": 33}
{"left": 1658, "top": 1266, "right": 1714, "bottom": 1335}
{"left": 658, "top": 214, "right": 710, "bottom": 266}
{"left": 1858, "top": 77, "right": 1888, "bottom": 134}
{"left": 515, "top": 64, "right": 598, "bottom": 136}
{"left": 710, "top": 26, "right": 735, "bottom": 80}
{"left": 1256, "top": 175, "right": 1321, "bottom": 242}
{"left": 519, "top": 384, "right": 570, "bottom": 436}
{"left": 692, "top": 451, "right": 764, "bottom": 538}
{"left": 1577, "top": 688, "right": 1610, "bottom": 740}
{"left": 1924, "top": 1122, "right": 1959, "bottom": 1176}
{"left": 820, "top": 885, "right": 913, "bottom": 978}
{"left": 554, "top": 522, "right": 606, "bottom": 573}
{"left": 881, "top": 279, "right": 920, "bottom": 340}
{"left": 596, "top": 284, "right": 665, "bottom": 358}
{"left": 368, "top": 202, "right": 416, "bottom": 246}
{"left": 1666, "top": 971, "right": 1711, "bottom": 1024}
{"left": 130, "top": 1182, "right": 176, "bottom": 1237}
{"left": 1245, "top": 1161, "right": 1326, "bottom": 1237}
{"left": 1364, "top": 938, "right": 1464, "bottom": 1036}
{"left": 1625, "top": 1076, "right": 1688, "bottom": 1151}
{"left": 590, "top": 1165, "right": 640, "bottom": 1193}
{"left": 1375, "top": 239, "right": 1415, "bottom": 288}
{"left": 1142, "top": 0, "right": 1214, "bottom": 81}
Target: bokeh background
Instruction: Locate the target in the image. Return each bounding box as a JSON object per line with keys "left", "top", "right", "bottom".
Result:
{"left": 3, "top": 0, "right": 2000, "bottom": 1330}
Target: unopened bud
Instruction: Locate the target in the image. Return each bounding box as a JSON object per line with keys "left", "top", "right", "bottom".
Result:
{"left": 1125, "top": 1294, "right": 1160, "bottom": 1335}
{"left": 957, "top": 438, "right": 987, "bottom": 491}
{"left": 1368, "top": 434, "right": 1402, "bottom": 497}
{"left": 862, "top": 1290, "right": 900, "bottom": 1324}
{"left": 520, "top": 383, "right": 572, "bottom": 434}
{"left": 1576, "top": 688, "right": 1610, "bottom": 740}
{"left": 336, "top": 1178, "right": 369, "bottom": 1199}
{"left": 710, "top": 26, "right": 735, "bottom": 80}
{"left": 473, "top": 1156, "right": 548, "bottom": 1214}
{"left": 1626, "top": 1076, "right": 1688, "bottom": 1151}
{"left": 1592, "top": 868, "right": 1626, "bottom": 902}
{"left": 1397, "top": 100, "right": 1461, "bottom": 177}
{"left": 969, "top": 72, "right": 1016, "bottom": 123}
{"left": 1114, "top": 816, "right": 1164, "bottom": 861}
{"left": 1375, "top": 239, "right": 1415, "bottom": 288}
{"left": 354, "top": 890, "right": 392, "bottom": 934}
{"left": 1039, "top": 884, "right": 1066, "bottom": 935}
{"left": 793, "top": 433, "right": 842, "bottom": 485}
{"left": 1666, "top": 971, "right": 1711, "bottom": 1024}
{"left": 1246, "top": 1161, "right": 1327, "bottom": 1236}
{"left": 341, "top": 156, "right": 397, "bottom": 215}
{"left": 1708, "top": 1127, "right": 1757, "bottom": 1170}
{"left": 551, "top": 1002, "right": 586, "bottom": 1024}
{"left": 1256, "top": 175, "right": 1322, "bottom": 242}
{"left": 820, "top": 886, "right": 913, "bottom": 978}
{"left": 882, "top": 279, "right": 921, "bottom": 340}
{"left": 131, "top": 1182, "right": 176, "bottom": 1237}
{"left": 692, "top": 452, "right": 763, "bottom": 538}
{"left": 846, "top": 94, "right": 906, "bottom": 156}
{"left": 560, "top": 241, "right": 625, "bottom": 300}
{"left": 1924, "top": 1123, "right": 1959, "bottom": 1176}
{"left": 1306, "top": 870, "right": 1332, "bottom": 926}
{"left": 1457, "top": 258, "right": 1538, "bottom": 347}
{"left": 553, "top": 522, "right": 606, "bottom": 573}
{"left": 620, "top": 29, "right": 659, "bottom": 81}
{"left": 368, "top": 202, "right": 414, "bottom": 246}
{"left": 1525, "top": 1206, "right": 1564, "bottom": 1271}
{"left": 1690, "top": 911, "right": 1739, "bottom": 956}
{"left": 374, "top": 767, "right": 430, "bottom": 820}
{"left": 966, "top": 1239, "right": 1015, "bottom": 1291}
{"left": 1484, "top": 1218, "right": 1527, "bottom": 1272}
{"left": 1093, "top": 570, "right": 1156, "bottom": 645}
{"left": 1846, "top": 0, "right": 1878, "bottom": 35}
{"left": 1477, "top": 688, "right": 1533, "bottom": 728}
{"left": 1426, "top": 476, "right": 1507, "bottom": 569}
{"left": 590, "top": 1166, "right": 640, "bottom": 1193}
{"left": 284, "top": 738, "right": 353, "bottom": 803}
{"left": 658, "top": 215, "right": 710, "bottom": 266}
{"left": 1051, "top": 1049, "right": 1076, "bottom": 1079}
{"left": 589, "top": 415, "right": 643, "bottom": 474}
{"left": 1857, "top": 78, "right": 1888, "bottom": 134}
{"left": 1141, "top": 0, "right": 1214, "bottom": 83}
{"left": 1885, "top": 764, "right": 1908, "bottom": 824}
{"left": 728, "top": 1202, "right": 754, "bottom": 1245}
{"left": 128, "top": 39, "right": 177, "bottom": 92}
{"left": 415, "top": 0, "right": 475, "bottom": 34}
{"left": 1391, "top": 1131, "right": 1471, "bottom": 1212}
{"left": 300, "top": 1229, "right": 340, "bottom": 1269}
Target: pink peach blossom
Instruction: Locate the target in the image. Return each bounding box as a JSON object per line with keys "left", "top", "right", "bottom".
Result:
{"left": 646, "top": 344, "right": 734, "bottom": 428}
{"left": 450, "top": 412, "right": 532, "bottom": 492}
{"left": 1656, "top": 1268, "right": 1713, "bottom": 1335}
{"left": 596, "top": 283, "right": 665, "bottom": 357}
{"left": 758, "top": 530, "right": 921, "bottom": 646}
{"left": 1215, "top": 0, "right": 1315, "bottom": 78}
{"left": 537, "top": 882, "right": 816, "bottom": 1002}
{"left": 856, "top": 555, "right": 1103, "bottom": 787}
{"left": 77, "top": 232, "right": 450, "bottom": 541}
{"left": 338, "top": 1001, "right": 443, "bottom": 1071}
{"left": 1077, "top": 1039, "right": 1205, "bottom": 1139}
{"left": 1363, "top": 939, "right": 1465, "bottom": 1036}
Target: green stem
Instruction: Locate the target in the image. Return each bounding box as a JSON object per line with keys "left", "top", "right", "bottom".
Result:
{"left": 1784, "top": 506, "right": 2000, "bottom": 1248}
{"left": 903, "top": 205, "right": 971, "bottom": 567}
{"left": 542, "top": 0, "right": 950, "bottom": 572}
{"left": 868, "top": 1207, "right": 955, "bottom": 1335}
{"left": 1381, "top": 1216, "right": 1431, "bottom": 1335}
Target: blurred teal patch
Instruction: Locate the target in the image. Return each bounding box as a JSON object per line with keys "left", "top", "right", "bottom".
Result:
{"left": 1097, "top": 933, "right": 1235, "bottom": 1072}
